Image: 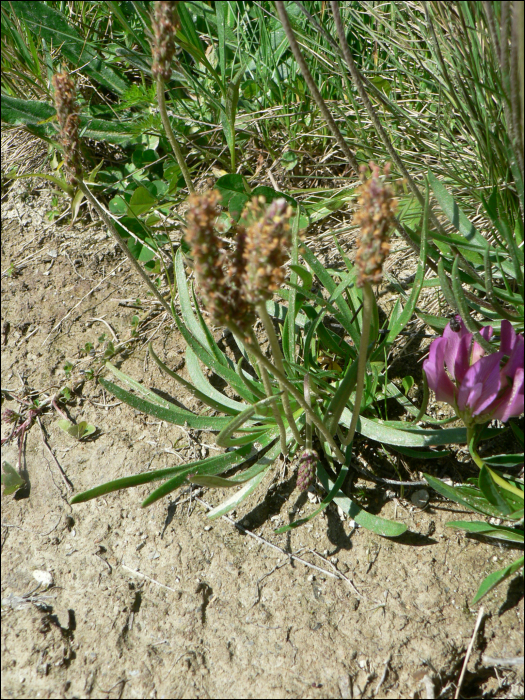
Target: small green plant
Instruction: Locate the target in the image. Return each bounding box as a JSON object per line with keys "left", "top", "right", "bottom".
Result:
{"left": 63, "top": 361, "right": 73, "bottom": 379}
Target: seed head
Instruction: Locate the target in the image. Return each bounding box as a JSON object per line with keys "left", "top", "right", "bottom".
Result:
{"left": 243, "top": 197, "right": 293, "bottom": 304}
{"left": 150, "top": 1, "right": 181, "bottom": 81}
{"left": 52, "top": 72, "right": 83, "bottom": 185}
{"left": 185, "top": 191, "right": 255, "bottom": 331}
{"left": 353, "top": 162, "right": 396, "bottom": 287}
{"left": 297, "top": 449, "right": 318, "bottom": 491}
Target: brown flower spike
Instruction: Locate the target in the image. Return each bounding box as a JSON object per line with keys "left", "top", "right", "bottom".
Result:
{"left": 353, "top": 163, "right": 397, "bottom": 287}
{"left": 151, "top": 1, "right": 181, "bottom": 81}
{"left": 184, "top": 191, "right": 293, "bottom": 332}
{"left": 184, "top": 191, "right": 255, "bottom": 331}
{"left": 243, "top": 196, "right": 293, "bottom": 305}
{"left": 52, "top": 72, "right": 82, "bottom": 185}
{"left": 297, "top": 449, "right": 318, "bottom": 491}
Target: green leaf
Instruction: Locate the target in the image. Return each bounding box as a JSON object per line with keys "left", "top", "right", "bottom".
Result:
{"left": 99, "top": 377, "right": 231, "bottom": 431}
{"left": 483, "top": 454, "right": 524, "bottom": 468}
{"left": 424, "top": 474, "right": 505, "bottom": 518}
{"left": 206, "top": 440, "right": 282, "bottom": 519}
{"left": 428, "top": 170, "right": 489, "bottom": 250}
{"left": 11, "top": 2, "right": 129, "bottom": 95}
{"left": 127, "top": 186, "right": 157, "bottom": 217}
{"left": 317, "top": 465, "right": 407, "bottom": 537}
{"left": 71, "top": 445, "right": 256, "bottom": 505}
{"left": 215, "top": 173, "right": 248, "bottom": 206}
{"left": 184, "top": 347, "right": 246, "bottom": 414}
{"left": 175, "top": 248, "right": 217, "bottom": 355}
{"left": 471, "top": 556, "right": 524, "bottom": 605}
{"left": 402, "top": 376, "right": 414, "bottom": 394}
{"left": 510, "top": 421, "right": 524, "bottom": 448}
{"left": 148, "top": 343, "right": 240, "bottom": 416}
{"left": 301, "top": 245, "right": 361, "bottom": 347}
{"left": 228, "top": 192, "right": 249, "bottom": 221}
{"left": 57, "top": 419, "right": 96, "bottom": 440}
{"left": 216, "top": 396, "right": 278, "bottom": 447}
{"left": 446, "top": 521, "right": 524, "bottom": 543}
{"left": 177, "top": 1, "right": 205, "bottom": 58}
{"left": 2, "top": 462, "right": 26, "bottom": 496}
{"left": 0, "top": 94, "right": 55, "bottom": 129}
{"left": 281, "top": 151, "right": 299, "bottom": 171}
{"left": 341, "top": 410, "right": 479, "bottom": 446}
{"left": 478, "top": 465, "right": 521, "bottom": 515}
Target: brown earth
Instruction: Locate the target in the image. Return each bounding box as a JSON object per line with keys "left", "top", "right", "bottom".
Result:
{"left": 1, "top": 136, "right": 523, "bottom": 699}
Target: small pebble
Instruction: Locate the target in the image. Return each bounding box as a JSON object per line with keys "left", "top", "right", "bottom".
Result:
{"left": 32, "top": 570, "right": 53, "bottom": 587}
{"left": 411, "top": 489, "right": 429, "bottom": 508}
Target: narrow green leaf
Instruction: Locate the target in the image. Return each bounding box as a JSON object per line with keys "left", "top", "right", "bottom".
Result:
{"left": 428, "top": 170, "right": 488, "bottom": 249}
{"left": 11, "top": 2, "right": 129, "bottom": 95}
{"left": 478, "top": 465, "right": 520, "bottom": 515}
{"left": 446, "top": 521, "right": 524, "bottom": 543}
{"left": 471, "top": 556, "right": 524, "bottom": 605}
{"left": 71, "top": 446, "right": 254, "bottom": 505}
{"left": 317, "top": 465, "right": 407, "bottom": 537}
{"left": 99, "top": 377, "right": 231, "bottom": 430}
{"left": 148, "top": 343, "right": 240, "bottom": 416}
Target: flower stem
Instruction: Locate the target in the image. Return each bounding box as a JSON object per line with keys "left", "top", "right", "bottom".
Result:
{"left": 257, "top": 302, "right": 304, "bottom": 445}
{"left": 258, "top": 358, "right": 288, "bottom": 456}
{"left": 156, "top": 77, "right": 194, "bottom": 193}
{"left": 78, "top": 181, "right": 173, "bottom": 317}
{"left": 226, "top": 321, "right": 346, "bottom": 463}
{"left": 342, "top": 282, "right": 373, "bottom": 447}
{"left": 243, "top": 328, "right": 287, "bottom": 455}
{"left": 304, "top": 374, "right": 312, "bottom": 451}
{"left": 468, "top": 425, "right": 524, "bottom": 499}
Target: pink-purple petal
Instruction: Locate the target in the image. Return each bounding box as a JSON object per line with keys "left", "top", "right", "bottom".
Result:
{"left": 443, "top": 316, "right": 470, "bottom": 381}
{"left": 423, "top": 338, "right": 457, "bottom": 405}
{"left": 470, "top": 325, "right": 494, "bottom": 366}
{"left": 457, "top": 352, "right": 504, "bottom": 415}
{"left": 454, "top": 333, "right": 473, "bottom": 385}
{"left": 492, "top": 367, "right": 525, "bottom": 422}
{"left": 499, "top": 320, "right": 517, "bottom": 356}
{"left": 501, "top": 334, "right": 524, "bottom": 380}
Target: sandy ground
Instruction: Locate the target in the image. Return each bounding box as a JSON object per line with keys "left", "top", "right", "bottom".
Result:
{"left": 1, "top": 140, "right": 523, "bottom": 699}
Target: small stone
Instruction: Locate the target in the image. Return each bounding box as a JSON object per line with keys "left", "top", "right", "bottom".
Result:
{"left": 32, "top": 570, "right": 53, "bottom": 587}
{"left": 411, "top": 489, "right": 429, "bottom": 508}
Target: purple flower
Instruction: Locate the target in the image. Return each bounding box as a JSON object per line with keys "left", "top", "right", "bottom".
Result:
{"left": 423, "top": 317, "right": 524, "bottom": 426}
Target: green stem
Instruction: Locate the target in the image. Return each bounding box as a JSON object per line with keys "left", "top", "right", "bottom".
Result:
{"left": 304, "top": 374, "right": 312, "bottom": 451}
{"left": 78, "top": 181, "right": 173, "bottom": 317}
{"left": 257, "top": 302, "right": 304, "bottom": 445}
{"left": 342, "top": 282, "right": 373, "bottom": 447}
{"left": 157, "top": 77, "right": 194, "bottom": 193}
{"left": 468, "top": 425, "right": 523, "bottom": 499}
{"left": 256, "top": 359, "right": 287, "bottom": 456}
{"left": 467, "top": 425, "right": 484, "bottom": 469}
{"left": 226, "top": 322, "right": 346, "bottom": 463}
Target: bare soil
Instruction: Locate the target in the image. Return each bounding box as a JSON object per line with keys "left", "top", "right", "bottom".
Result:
{"left": 1, "top": 137, "right": 523, "bottom": 699}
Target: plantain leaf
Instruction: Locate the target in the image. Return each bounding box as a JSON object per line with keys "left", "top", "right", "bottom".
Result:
{"left": 317, "top": 465, "right": 407, "bottom": 537}
{"left": 446, "top": 521, "right": 524, "bottom": 543}
{"left": 471, "top": 556, "right": 524, "bottom": 605}
{"left": 99, "top": 377, "right": 231, "bottom": 431}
